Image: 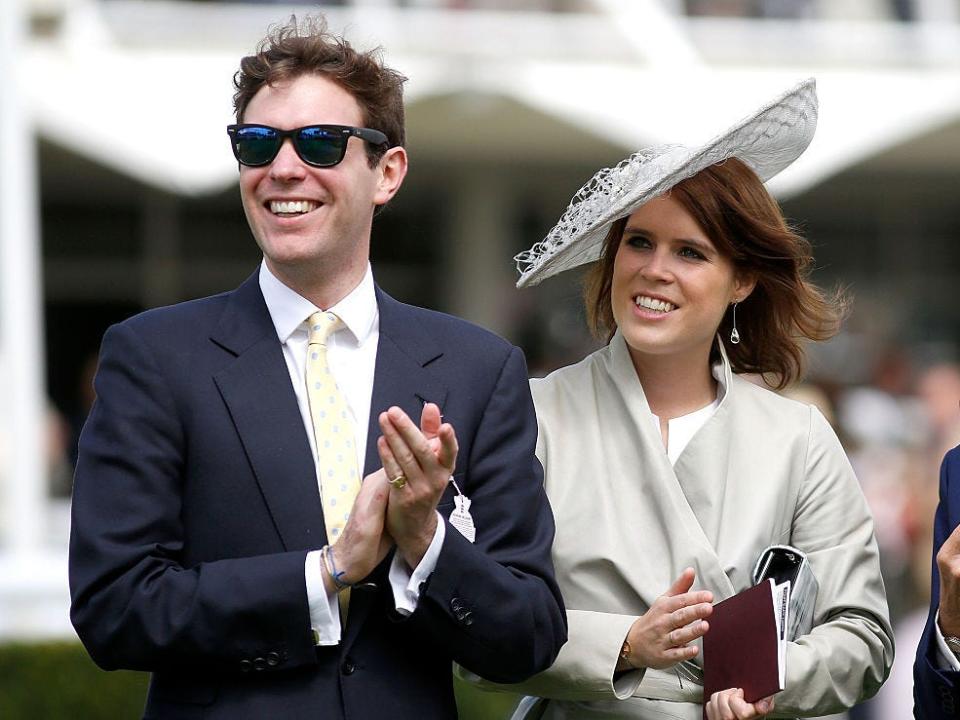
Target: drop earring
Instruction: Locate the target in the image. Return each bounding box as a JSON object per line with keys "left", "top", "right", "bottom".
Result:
{"left": 730, "top": 302, "right": 741, "bottom": 345}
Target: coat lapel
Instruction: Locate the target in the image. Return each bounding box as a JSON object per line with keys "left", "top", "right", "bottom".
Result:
{"left": 672, "top": 340, "right": 735, "bottom": 557}
{"left": 211, "top": 273, "right": 326, "bottom": 553}
{"left": 602, "top": 332, "right": 736, "bottom": 600}
{"left": 345, "top": 288, "right": 449, "bottom": 649}
{"left": 360, "top": 288, "right": 449, "bottom": 477}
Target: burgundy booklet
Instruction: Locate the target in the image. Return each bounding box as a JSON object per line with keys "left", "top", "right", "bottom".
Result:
{"left": 702, "top": 579, "right": 788, "bottom": 712}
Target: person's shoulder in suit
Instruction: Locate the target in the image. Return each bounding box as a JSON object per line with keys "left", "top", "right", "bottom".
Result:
{"left": 914, "top": 444, "right": 960, "bottom": 719}
{"left": 946, "top": 447, "right": 960, "bottom": 484}
{"left": 379, "top": 293, "right": 519, "bottom": 366}
{"left": 113, "top": 288, "right": 234, "bottom": 340}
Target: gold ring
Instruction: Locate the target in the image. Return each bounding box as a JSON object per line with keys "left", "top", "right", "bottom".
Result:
{"left": 389, "top": 474, "right": 407, "bottom": 489}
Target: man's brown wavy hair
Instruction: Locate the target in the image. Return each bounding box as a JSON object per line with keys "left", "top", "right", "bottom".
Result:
{"left": 233, "top": 16, "right": 406, "bottom": 168}
{"left": 584, "top": 157, "right": 845, "bottom": 390}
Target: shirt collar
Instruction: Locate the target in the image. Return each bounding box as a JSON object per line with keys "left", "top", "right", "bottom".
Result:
{"left": 258, "top": 261, "right": 378, "bottom": 346}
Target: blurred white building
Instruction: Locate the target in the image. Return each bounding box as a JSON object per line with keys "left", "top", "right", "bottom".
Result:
{"left": 2, "top": 0, "right": 959, "bottom": 659}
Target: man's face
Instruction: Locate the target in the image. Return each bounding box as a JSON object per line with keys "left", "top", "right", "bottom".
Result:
{"left": 239, "top": 73, "right": 398, "bottom": 291}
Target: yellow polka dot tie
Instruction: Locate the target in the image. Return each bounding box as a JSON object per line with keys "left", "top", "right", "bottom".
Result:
{"left": 305, "top": 311, "right": 361, "bottom": 616}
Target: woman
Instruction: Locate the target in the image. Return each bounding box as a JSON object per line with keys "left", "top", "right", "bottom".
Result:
{"left": 487, "top": 80, "right": 893, "bottom": 719}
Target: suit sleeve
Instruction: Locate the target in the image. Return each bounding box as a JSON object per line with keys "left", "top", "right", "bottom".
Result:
{"left": 69, "top": 322, "right": 318, "bottom": 674}
{"left": 914, "top": 447, "right": 960, "bottom": 719}
{"left": 405, "top": 345, "right": 567, "bottom": 683}
{"left": 773, "top": 408, "right": 894, "bottom": 716}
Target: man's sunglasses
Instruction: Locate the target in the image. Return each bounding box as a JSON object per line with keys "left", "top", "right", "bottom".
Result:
{"left": 226, "top": 124, "right": 389, "bottom": 168}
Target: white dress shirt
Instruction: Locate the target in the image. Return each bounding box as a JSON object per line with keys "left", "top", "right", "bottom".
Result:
{"left": 935, "top": 610, "right": 960, "bottom": 670}
{"left": 645, "top": 364, "right": 723, "bottom": 466}
{"left": 258, "top": 261, "right": 444, "bottom": 645}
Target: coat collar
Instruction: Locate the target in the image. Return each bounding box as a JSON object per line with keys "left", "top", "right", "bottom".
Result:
{"left": 606, "top": 330, "right": 733, "bottom": 411}
{"left": 210, "top": 271, "right": 277, "bottom": 357}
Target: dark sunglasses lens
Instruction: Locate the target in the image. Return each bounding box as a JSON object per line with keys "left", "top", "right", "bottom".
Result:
{"left": 235, "top": 127, "right": 281, "bottom": 166}
{"left": 296, "top": 127, "right": 346, "bottom": 166}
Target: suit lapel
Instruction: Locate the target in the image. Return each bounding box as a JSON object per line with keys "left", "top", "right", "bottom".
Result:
{"left": 211, "top": 273, "right": 326, "bottom": 553}
{"left": 361, "top": 288, "right": 449, "bottom": 476}
{"left": 345, "top": 288, "right": 448, "bottom": 648}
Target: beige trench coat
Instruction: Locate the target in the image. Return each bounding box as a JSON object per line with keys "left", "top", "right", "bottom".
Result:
{"left": 478, "top": 333, "right": 893, "bottom": 719}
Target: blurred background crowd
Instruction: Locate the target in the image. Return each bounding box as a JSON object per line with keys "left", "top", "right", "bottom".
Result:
{"left": 1, "top": 0, "right": 959, "bottom": 717}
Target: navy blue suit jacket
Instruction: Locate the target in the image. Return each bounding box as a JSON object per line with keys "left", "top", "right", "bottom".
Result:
{"left": 69, "top": 272, "right": 566, "bottom": 719}
{"left": 915, "top": 445, "right": 960, "bottom": 718}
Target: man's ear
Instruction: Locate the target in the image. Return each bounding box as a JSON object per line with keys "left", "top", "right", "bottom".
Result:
{"left": 374, "top": 146, "right": 408, "bottom": 207}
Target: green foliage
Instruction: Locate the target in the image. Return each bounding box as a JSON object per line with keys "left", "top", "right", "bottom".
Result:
{"left": 0, "top": 641, "right": 523, "bottom": 719}
{"left": 454, "top": 675, "right": 524, "bottom": 720}
{"left": 0, "top": 642, "right": 148, "bottom": 720}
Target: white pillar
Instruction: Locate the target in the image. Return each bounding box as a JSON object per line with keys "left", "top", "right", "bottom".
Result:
{"left": 0, "top": 0, "right": 47, "bottom": 555}
{"left": 444, "top": 168, "right": 516, "bottom": 337}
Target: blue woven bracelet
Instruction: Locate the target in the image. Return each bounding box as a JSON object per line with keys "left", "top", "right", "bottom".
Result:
{"left": 322, "top": 545, "right": 351, "bottom": 591}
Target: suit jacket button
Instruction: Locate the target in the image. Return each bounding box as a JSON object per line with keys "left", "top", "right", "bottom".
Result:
{"left": 266, "top": 651, "right": 281, "bottom": 667}
{"left": 342, "top": 658, "right": 357, "bottom": 675}
{"left": 451, "top": 598, "right": 463, "bottom": 612}
{"left": 239, "top": 659, "right": 252, "bottom": 673}
{"left": 253, "top": 657, "right": 267, "bottom": 671}
{"left": 461, "top": 611, "right": 474, "bottom": 627}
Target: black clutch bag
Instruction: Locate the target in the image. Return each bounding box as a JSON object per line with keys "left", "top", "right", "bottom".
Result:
{"left": 752, "top": 544, "right": 819, "bottom": 641}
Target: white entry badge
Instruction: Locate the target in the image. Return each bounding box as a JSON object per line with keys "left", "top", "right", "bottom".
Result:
{"left": 448, "top": 477, "right": 476, "bottom": 543}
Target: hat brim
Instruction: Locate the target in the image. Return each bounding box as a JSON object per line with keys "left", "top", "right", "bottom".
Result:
{"left": 516, "top": 78, "right": 818, "bottom": 288}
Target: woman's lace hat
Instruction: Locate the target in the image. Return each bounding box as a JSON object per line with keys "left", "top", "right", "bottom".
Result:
{"left": 515, "top": 78, "right": 819, "bottom": 287}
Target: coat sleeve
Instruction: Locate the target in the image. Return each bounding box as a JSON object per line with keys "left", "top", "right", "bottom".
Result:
{"left": 773, "top": 407, "right": 895, "bottom": 716}
{"left": 407, "top": 346, "right": 567, "bottom": 683}
{"left": 460, "top": 608, "right": 642, "bottom": 701}
{"left": 68, "top": 321, "right": 318, "bottom": 674}
{"left": 456, "top": 376, "right": 637, "bottom": 701}
{"left": 913, "top": 446, "right": 960, "bottom": 719}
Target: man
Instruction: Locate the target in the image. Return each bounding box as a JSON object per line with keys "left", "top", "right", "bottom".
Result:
{"left": 915, "top": 445, "right": 960, "bottom": 718}
{"left": 69, "top": 17, "right": 566, "bottom": 719}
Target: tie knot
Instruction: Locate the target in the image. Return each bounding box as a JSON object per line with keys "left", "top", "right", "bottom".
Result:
{"left": 307, "top": 311, "right": 341, "bottom": 346}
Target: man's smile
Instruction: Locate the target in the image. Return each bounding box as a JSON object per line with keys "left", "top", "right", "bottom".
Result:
{"left": 268, "top": 199, "right": 320, "bottom": 217}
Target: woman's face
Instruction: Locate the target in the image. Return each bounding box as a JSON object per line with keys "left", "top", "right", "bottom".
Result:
{"left": 610, "top": 194, "right": 754, "bottom": 366}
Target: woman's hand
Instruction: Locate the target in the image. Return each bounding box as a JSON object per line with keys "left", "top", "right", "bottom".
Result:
{"left": 705, "top": 688, "right": 774, "bottom": 719}
{"left": 618, "top": 568, "right": 713, "bottom": 671}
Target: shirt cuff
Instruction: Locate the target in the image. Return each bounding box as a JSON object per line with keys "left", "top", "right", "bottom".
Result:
{"left": 305, "top": 550, "right": 341, "bottom": 646}
{"left": 935, "top": 609, "right": 960, "bottom": 671}
{"left": 389, "top": 512, "right": 446, "bottom": 616}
